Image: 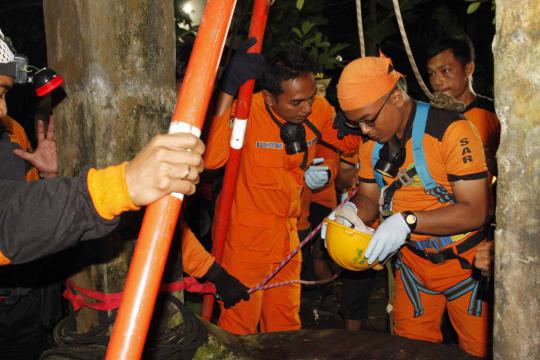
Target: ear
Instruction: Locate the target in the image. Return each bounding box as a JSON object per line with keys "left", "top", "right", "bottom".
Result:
{"left": 391, "top": 88, "right": 406, "bottom": 108}
{"left": 262, "top": 90, "right": 275, "bottom": 107}
{"left": 465, "top": 62, "right": 475, "bottom": 78}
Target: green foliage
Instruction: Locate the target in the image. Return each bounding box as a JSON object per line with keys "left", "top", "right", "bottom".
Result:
{"left": 289, "top": 19, "right": 349, "bottom": 72}
{"left": 362, "top": 0, "right": 428, "bottom": 46}
{"left": 463, "top": 0, "right": 495, "bottom": 23}
{"left": 466, "top": 1, "right": 482, "bottom": 14}
{"left": 261, "top": 0, "right": 349, "bottom": 73}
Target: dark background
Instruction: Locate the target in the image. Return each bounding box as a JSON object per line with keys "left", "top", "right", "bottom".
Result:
{"left": 1, "top": 0, "right": 496, "bottom": 143}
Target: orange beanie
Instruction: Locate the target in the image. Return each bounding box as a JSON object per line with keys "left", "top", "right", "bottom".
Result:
{"left": 337, "top": 55, "right": 403, "bottom": 111}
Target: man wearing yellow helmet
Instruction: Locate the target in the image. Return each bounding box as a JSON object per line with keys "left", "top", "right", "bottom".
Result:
{"left": 332, "top": 55, "right": 491, "bottom": 357}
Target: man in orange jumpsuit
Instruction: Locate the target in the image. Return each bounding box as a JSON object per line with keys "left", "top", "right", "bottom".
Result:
{"left": 426, "top": 35, "right": 500, "bottom": 178}
{"left": 426, "top": 36, "right": 498, "bottom": 316}
{"left": 200, "top": 41, "right": 360, "bottom": 334}
{"left": 333, "top": 55, "right": 491, "bottom": 357}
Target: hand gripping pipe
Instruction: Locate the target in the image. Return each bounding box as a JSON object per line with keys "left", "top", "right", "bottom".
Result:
{"left": 200, "top": 0, "right": 271, "bottom": 321}
{"left": 105, "top": 0, "right": 237, "bottom": 358}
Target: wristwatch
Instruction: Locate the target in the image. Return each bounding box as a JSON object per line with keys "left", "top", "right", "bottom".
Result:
{"left": 402, "top": 211, "right": 417, "bottom": 231}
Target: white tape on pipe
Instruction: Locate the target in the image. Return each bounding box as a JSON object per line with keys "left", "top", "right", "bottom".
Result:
{"left": 168, "top": 121, "right": 202, "bottom": 137}
{"left": 230, "top": 118, "right": 247, "bottom": 149}
{"left": 168, "top": 121, "right": 201, "bottom": 199}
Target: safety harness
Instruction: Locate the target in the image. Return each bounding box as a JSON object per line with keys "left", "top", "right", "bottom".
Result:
{"left": 372, "top": 101, "right": 455, "bottom": 219}
{"left": 371, "top": 101, "right": 486, "bottom": 316}
{"left": 394, "top": 255, "right": 483, "bottom": 318}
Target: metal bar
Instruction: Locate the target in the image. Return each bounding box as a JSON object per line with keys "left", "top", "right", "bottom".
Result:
{"left": 200, "top": 0, "right": 271, "bottom": 321}
{"left": 105, "top": 0, "right": 237, "bottom": 358}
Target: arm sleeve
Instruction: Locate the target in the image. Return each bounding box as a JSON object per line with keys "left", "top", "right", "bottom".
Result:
{"left": 203, "top": 103, "right": 236, "bottom": 170}
{"left": 315, "top": 143, "right": 340, "bottom": 182}
{"left": 357, "top": 141, "right": 377, "bottom": 183}
{"left": 181, "top": 223, "right": 215, "bottom": 278}
{"left": 317, "top": 99, "right": 362, "bottom": 153}
{"left": 0, "top": 168, "right": 119, "bottom": 265}
{"left": 442, "top": 120, "right": 488, "bottom": 180}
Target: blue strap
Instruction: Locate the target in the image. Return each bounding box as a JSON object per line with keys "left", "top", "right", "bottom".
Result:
{"left": 411, "top": 102, "right": 436, "bottom": 191}
{"left": 370, "top": 101, "right": 431, "bottom": 190}
{"left": 442, "top": 277, "right": 477, "bottom": 301}
{"left": 371, "top": 101, "right": 454, "bottom": 204}
{"left": 468, "top": 281, "right": 483, "bottom": 317}
{"left": 372, "top": 142, "right": 384, "bottom": 188}
{"left": 443, "top": 277, "right": 483, "bottom": 317}
{"left": 394, "top": 256, "right": 438, "bottom": 318}
{"left": 395, "top": 255, "right": 483, "bottom": 318}
{"left": 410, "top": 236, "right": 454, "bottom": 251}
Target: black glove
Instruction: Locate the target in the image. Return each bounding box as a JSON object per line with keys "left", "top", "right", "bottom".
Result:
{"left": 204, "top": 261, "right": 249, "bottom": 308}
{"left": 333, "top": 111, "right": 364, "bottom": 139}
{"left": 221, "top": 37, "right": 264, "bottom": 96}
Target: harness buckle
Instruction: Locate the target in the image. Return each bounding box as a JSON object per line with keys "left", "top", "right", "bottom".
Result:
{"left": 397, "top": 169, "right": 414, "bottom": 186}
{"left": 380, "top": 208, "right": 393, "bottom": 218}
{"left": 424, "top": 250, "right": 446, "bottom": 264}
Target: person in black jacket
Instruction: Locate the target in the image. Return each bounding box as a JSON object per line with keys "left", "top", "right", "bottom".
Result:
{"left": 0, "top": 131, "right": 205, "bottom": 266}
{"left": 0, "top": 27, "right": 205, "bottom": 266}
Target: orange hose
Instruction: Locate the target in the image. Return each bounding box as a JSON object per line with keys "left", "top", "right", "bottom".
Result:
{"left": 105, "top": 1, "right": 237, "bottom": 359}
{"left": 200, "top": 0, "right": 271, "bottom": 321}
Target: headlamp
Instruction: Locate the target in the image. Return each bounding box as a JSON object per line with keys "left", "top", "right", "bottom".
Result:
{"left": 14, "top": 54, "right": 64, "bottom": 97}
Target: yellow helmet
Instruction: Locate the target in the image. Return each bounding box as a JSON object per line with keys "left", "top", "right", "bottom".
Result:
{"left": 323, "top": 218, "right": 383, "bottom": 271}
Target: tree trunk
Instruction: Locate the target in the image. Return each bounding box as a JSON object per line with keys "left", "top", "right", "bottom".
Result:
{"left": 43, "top": 0, "right": 177, "bottom": 334}
{"left": 493, "top": 1, "right": 540, "bottom": 358}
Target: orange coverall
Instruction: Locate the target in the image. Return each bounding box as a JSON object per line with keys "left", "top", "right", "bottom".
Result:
{"left": 358, "top": 105, "right": 489, "bottom": 357}
{"left": 463, "top": 95, "right": 500, "bottom": 178}
{"left": 1, "top": 116, "right": 39, "bottom": 181}
{"left": 193, "top": 93, "right": 359, "bottom": 334}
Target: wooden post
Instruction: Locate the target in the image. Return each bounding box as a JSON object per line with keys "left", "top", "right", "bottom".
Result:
{"left": 43, "top": 0, "right": 176, "bottom": 334}
{"left": 493, "top": 0, "right": 540, "bottom": 358}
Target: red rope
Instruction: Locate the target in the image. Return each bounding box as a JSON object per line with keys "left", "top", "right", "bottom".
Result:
{"left": 65, "top": 189, "right": 357, "bottom": 311}
{"left": 255, "top": 272, "right": 340, "bottom": 291}
{"left": 249, "top": 188, "right": 358, "bottom": 294}
{"left": 64, "top": 277, "right": 216, "bottom": 312}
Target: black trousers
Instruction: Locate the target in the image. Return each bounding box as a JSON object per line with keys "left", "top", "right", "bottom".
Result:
{"left": 340, "top": 269, "right": 377, "bottom": 320}
{"left": 0, "top": 289, "right": 48, "bottom": 360}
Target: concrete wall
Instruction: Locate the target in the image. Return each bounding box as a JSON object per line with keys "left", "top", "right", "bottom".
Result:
{"left": 43, "top": 0, "right": 177, "bottom": 332}
{"left": 493, "top": 0, "right": 540, "bottom": 358}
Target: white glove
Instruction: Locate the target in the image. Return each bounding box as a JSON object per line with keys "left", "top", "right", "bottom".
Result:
{"left": 304, "top": 157, "right": 330, "bottom": 190}
{"left": 365, "top": 213, "right": 410, "bottom": 264}
{"left": 321, "top": 202, "right": 373, "bottom": 241}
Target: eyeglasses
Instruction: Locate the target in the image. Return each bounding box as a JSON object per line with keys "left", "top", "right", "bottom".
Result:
{"left": 344, "top": 87, "right": 396, "bottom": 129}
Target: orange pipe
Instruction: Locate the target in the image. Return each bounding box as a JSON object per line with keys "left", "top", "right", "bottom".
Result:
{"left": 200, "top": 0, "right": 271, "bottom": 321}
{"left": 105, "top": 1, "right": 237, "bottom": 359}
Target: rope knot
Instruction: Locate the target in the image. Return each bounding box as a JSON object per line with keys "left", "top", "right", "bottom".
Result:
{"left": 429, "top": 91, "right": 466, "bottom": 112}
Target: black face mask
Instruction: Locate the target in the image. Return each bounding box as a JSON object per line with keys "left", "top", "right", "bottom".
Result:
{"left": 265, "top": 101, "right": 310, "bottom": 169}
{"left": 374, "top": 135, "right": 405, "bottom": 178}
{"left": 280, "top": 121, "right": 307, "bottom": 155}
{"left": 374, "top": 109, "right": 416, "bottom": 178}
{"left": 264, "top": 101, "right": 308, "bottom": 155}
